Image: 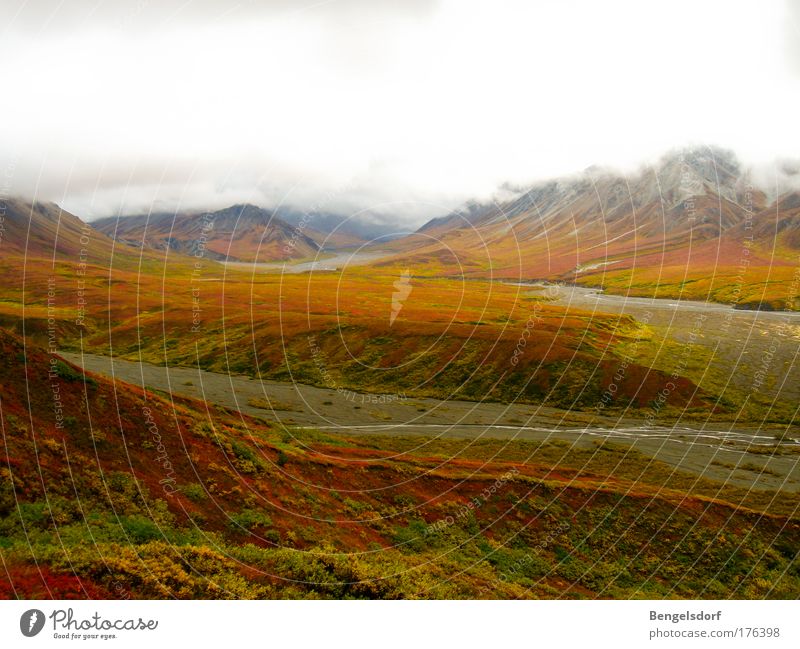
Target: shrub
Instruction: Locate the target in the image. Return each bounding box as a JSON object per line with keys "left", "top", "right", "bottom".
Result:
{"left": 229, "top": 508, "right": 273, "bottom": 532}
{"left": 181, "top": 483, "right": 207, "bottom": 503}
{"left": 119, "top": 515, "right": 162, "bottom": 544}
{"left": 391, "top": 519, "right": 428, "bottom": 552}
{"left": 52, "top": 360, "right": 96, "bottom": 387}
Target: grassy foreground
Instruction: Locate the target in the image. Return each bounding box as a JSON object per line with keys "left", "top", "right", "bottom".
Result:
{"left": 1, "top": 328, "right": 797, "bottom": 599}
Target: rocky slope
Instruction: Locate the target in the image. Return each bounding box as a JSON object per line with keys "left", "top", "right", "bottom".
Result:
{"left": 382, "top": 147, "right": 800, "bottom": 308}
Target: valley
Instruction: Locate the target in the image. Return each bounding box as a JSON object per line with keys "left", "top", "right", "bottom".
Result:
{"left": 1, "top": 146, "right": 799, "bottom": 600}
{"left": 4, "top": 0, "right": 800, "bottom": 626}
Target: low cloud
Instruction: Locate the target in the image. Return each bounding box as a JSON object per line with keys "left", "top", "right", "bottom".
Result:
{"left": 1, "top": 0, "right": 799, "bottom": 225}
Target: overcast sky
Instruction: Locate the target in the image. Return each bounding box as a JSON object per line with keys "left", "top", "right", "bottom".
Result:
{"left": 1, "top": 0, "right": 799, "bottom": 224}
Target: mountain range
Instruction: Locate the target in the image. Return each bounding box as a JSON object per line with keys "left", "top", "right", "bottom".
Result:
{"left": 1, "top": 199, "right": 120, "bottom": 262}
{"left": 5, "top": 145, "right": 800, "bottom": 307}
{"left": 91, "top": 204, "right": 329, "bottom": 262}
{"left": 380, "top": 147, "right": 800, "bottom": 309}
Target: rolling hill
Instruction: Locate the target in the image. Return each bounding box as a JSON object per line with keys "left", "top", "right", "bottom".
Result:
{"left": 0, "top": 199, "right": 134, "bottom": 265}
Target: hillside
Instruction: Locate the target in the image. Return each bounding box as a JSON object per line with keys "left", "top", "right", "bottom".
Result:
{"left": 0, "top": 199, "right": 142, "bottom": 266}
{"left": 1, "top": 327, "right": 797, "bottom": 599}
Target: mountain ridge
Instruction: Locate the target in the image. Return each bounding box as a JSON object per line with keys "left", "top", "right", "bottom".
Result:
{"left": 91, "top": 204, "right": 401, "bottom": 262}
{"left": 91, "top": 203, "right": 324, "bottom": 262}
{"left": 380, "top": 146, "right": 800, "bottom": 308}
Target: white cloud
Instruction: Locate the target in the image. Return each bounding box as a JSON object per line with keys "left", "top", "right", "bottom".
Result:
{"left": 0, "top": 0, "right": 798, "bottom": 224}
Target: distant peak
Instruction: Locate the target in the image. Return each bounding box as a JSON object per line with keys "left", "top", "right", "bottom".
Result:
{"left": 218, "top": 203, "right": 270, "bottom": 215}
{"left": 660, "top": 145, "right": 741, "bottom": 175}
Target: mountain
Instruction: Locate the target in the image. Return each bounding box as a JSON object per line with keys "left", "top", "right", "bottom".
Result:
{"left": 406, "top": 146, "right": 760, "bottom": 270}
{"left": 92, "top": 204, "right": 337, "bottom": 262}
{"left": 0, "top": 199, "right": 131, "bottom": 264}
{"left": 746, "top": 190, "right": 800, "bottom": 250}
{"left": 383, "top": 147, "right": 800, "bottom": 309}
{"left": 1, "top": 326, "right": 796, "bottom": 599}
{"left": 277, "top": 209, "right": 402, "bottom": 244}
